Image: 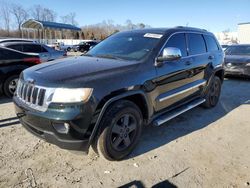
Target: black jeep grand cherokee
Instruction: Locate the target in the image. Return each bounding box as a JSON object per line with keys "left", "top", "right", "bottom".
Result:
{"left": 14, "top": 27, "right": 224, "bottom": 160}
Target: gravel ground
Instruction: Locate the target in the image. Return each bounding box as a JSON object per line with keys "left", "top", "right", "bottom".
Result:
{"left": 0, "top": 78, "right": 249, "bottom": 188}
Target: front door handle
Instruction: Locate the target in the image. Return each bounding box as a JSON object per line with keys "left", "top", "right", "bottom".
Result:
{"left": 208, "top": 55, "right": 214, "bottom": 60}
{"left": 185, "top": 61, "right": 192, "bottom": 65}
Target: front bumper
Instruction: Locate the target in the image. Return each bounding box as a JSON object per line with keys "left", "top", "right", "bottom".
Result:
{"left": 225, "top": 66, "right": 250, "bottom": 77}
{"left": 14, "top": 96, "right": 95, "bottom": 152}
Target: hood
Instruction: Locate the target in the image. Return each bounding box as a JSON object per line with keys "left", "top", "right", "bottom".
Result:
{"left": 23, "top": 56, "right": 139, "bottom": 87}
{"left": 225, "top": 55, "right": 250, "bottom": 64}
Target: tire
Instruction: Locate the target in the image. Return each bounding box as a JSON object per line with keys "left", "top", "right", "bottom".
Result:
{"left": 67, "top": 47, "right": 71, "bottom": 52}
{"left": 3, "top": 75, "right": 19, "bottom": 98}
{"left": 94, "top": 100, "right": 143, "bottom": 161}
{"left": 202, "top": 76, "right": 222, "bottom": 108}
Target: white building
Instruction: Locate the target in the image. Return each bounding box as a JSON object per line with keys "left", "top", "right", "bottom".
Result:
{"left": 214, "top": 31, "right": 238, "bottom": 45}
{"left": 238, "top": 22, "right": 250, "bottom": 44}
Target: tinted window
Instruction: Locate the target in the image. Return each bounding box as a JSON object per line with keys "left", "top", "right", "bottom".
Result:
{"left": 23, "top": 44, "right": 43, "bottom": 53}
{"left": 8, "top": 44, "right": 23, "bottom": 52}
{"left": 225, "top": 45, "right": 250, "bottom": 56}
{"left": 204, "top": 35, "right": 219, "bottom": 52}
{"left": 187, "top": 34, "right": 206, "bottom": 55}
{"left": 41, "top": 46, "right": 48, "bottom": 52}
{"left": 0, "top": 48, "right": 24, "bottom": 60}
{"left": 165, "top": 33, "right": 187, "bottom": 57}
{"left": 88, "top": 32, "right": 161, "bottom": 61}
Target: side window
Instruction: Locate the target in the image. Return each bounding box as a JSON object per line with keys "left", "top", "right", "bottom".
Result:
{"left": 8, "top": 44, "right": 23, "bottom": 52}
{"left": 204, "top": 35, "right": 219, "bottom": 52}
{"left": 187, "top": 33, "right": 206, "bottom": 55}
{"left": 41, "top": 46, "right": 48, "bottom": 52}
{"left": 23, "top": 44, "right": 42, "bottom": 53}
{"left": 0, "top": 48, "right": 23, "bottom": 60}
{"left": 165, "top": 33, "right": 187, "bottom": 57}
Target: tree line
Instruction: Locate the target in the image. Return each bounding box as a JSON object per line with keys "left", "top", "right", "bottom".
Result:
{"left": 0, "top": 0, "right": 149, "bottom": 40}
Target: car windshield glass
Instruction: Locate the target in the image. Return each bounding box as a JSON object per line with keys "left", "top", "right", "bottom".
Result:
{"left": 225, "top": 46, "right": 250, "bottom": 55}
{"left": 87, "top": 32, "right": 162, "bottom": 61}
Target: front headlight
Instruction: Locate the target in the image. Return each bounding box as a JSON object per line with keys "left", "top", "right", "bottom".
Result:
{"left": 51, "top": 88, "right": 93, "bottom": 103}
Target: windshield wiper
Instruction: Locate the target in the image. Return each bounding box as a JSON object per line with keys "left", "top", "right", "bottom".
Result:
{"left": 81, "top": 54, "right": 93, "bottom": 57}
{"left": 95, "top": 54, "right": 124, "bottom": 60}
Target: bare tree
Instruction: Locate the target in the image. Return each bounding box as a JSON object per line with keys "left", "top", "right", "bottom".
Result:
{"left": 11, "top": 3, "right": 29, "bottom": 36}
{"left": 1, "top": 1, "right": 11, "bottom": 36}
{"left": 31, "top": 5, "right": 56, "bottom": 22}
{"left": 61, "top": 12, "right": 78, "bottom": 25}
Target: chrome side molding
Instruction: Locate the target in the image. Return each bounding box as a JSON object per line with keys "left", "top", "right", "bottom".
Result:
{"left": 158, "top": 81, "right": 207, "bottom": 102}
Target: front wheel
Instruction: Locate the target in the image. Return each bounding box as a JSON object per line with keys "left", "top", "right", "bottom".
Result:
{"left": 95, "top": 100, "right": 143, "bottom": 161}
{"left": 3, "top": 75, "right": 19, "bottom": 98}
{"left": 202, "top": 76, "right": 222, "bottom": 108}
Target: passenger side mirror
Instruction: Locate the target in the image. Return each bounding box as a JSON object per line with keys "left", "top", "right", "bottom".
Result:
{"left": 156, "top": 47, "right": 182, "bottom": 66}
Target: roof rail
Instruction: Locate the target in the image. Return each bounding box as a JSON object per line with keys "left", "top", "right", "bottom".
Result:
{"left": 175, "top": 26, "right": 207, "bottom": 32}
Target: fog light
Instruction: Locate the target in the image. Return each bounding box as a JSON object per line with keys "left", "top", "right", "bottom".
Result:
{"left": 53, "top": 123, "right": 70, "bottom": 134}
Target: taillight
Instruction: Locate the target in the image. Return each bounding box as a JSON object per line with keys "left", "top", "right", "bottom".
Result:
{"left": 24, "top": 57, "right": 41, "bottom": 64}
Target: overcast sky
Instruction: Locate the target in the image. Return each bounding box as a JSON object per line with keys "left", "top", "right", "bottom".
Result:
{"left": 9, "top": 0, "right": 250, "bottom": 32}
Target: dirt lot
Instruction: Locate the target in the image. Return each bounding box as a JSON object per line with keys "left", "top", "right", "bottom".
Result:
{"left": 0, "top": 78, "right": 249, "bottom": 188}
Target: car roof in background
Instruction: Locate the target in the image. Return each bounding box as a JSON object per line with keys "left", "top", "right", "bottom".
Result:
{"left": 0, "top": 38, "right": 35, "bottom": 43}
{"left": 1, "top": 42, "right": 43, "bottom": 46}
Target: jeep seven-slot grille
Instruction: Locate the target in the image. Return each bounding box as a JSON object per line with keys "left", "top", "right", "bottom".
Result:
{"left": 16, "top": 81, "right": 53, "bottom": 112}
{"left": 18, "top": 81, "right": 46, "bottom": 106}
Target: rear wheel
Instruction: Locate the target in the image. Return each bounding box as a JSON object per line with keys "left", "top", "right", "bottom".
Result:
{"left": 94, "top": 100, "right": 143, "bottom": 161}
{"left": 202, "top": 76, "right": 222, "bottom": 108}
{"left": 3, "top": 75, "right": 19, "bottom": 98}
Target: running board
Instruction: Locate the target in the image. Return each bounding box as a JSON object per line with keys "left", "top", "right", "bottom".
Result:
{"left": 153, "top": 98, "right": 206, "bottom": 126}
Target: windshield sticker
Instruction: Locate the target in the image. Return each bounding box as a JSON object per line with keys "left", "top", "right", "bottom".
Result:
{"left": 144, "top": 33, "right": 163, "bottom": 39}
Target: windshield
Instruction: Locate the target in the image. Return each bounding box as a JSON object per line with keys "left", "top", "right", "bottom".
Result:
{"left": 87, "top": 32, "right": 162, "bottom": 61}
{"left": 225, "top": 46, "right": 250, "bottom": 56}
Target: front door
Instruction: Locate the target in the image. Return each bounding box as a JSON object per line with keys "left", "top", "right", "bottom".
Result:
{"left": 153, "top": 33, "right": 208, "bottom": 112}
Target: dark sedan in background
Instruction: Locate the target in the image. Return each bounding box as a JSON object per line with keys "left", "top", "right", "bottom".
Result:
{"left": 0, "top": 47, "right": 41, "bottom": 97}
{"left": 73, "top": 41, "right": 99, "bottom": 53}
{"left": 0, "top": 42, "right": 67, "bottom": 62}
{"left": 224, "top": 44, "right": 250, "bottom": 77}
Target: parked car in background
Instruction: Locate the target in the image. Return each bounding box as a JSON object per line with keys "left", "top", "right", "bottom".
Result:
{"left": 0, "top": 47, "right": 41, "bottom": 97}
{"left": 74, "top": 41, "right": 99, "bottom": 53}
{"left": 0, "top": 38, "right": 36, "bottom": 44}
{"left": 48, "top": 42, "right": 73, "bottom": 51}
{"left": 224, "top": 44, "right": 250, "bottom": 77}
{"left": 1, "top": 42, "right": 67, "bottom": 62}
{"left": 221, "top": 45, "right": 229, "bottom": 51}
{"left": 14, "top": 27, "right": 224, "bottom": 161}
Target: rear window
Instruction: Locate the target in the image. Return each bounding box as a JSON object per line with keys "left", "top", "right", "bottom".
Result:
{"left": 204, "top": 35, "right": 219, "bottom": 52}
{"left": 187, "top": 33, "right": 206, "bottom": 55}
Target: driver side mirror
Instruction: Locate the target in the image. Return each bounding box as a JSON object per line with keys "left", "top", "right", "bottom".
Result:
{"left": 155, "top": 47, "right": 182, "bottom": 67}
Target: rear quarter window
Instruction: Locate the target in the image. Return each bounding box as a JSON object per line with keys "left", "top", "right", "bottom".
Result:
{"left": 204, "top": 35, "right": 219, "bottom": 52}
{"left": 187, "top": 33, "right": 206, "bottom": 55}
